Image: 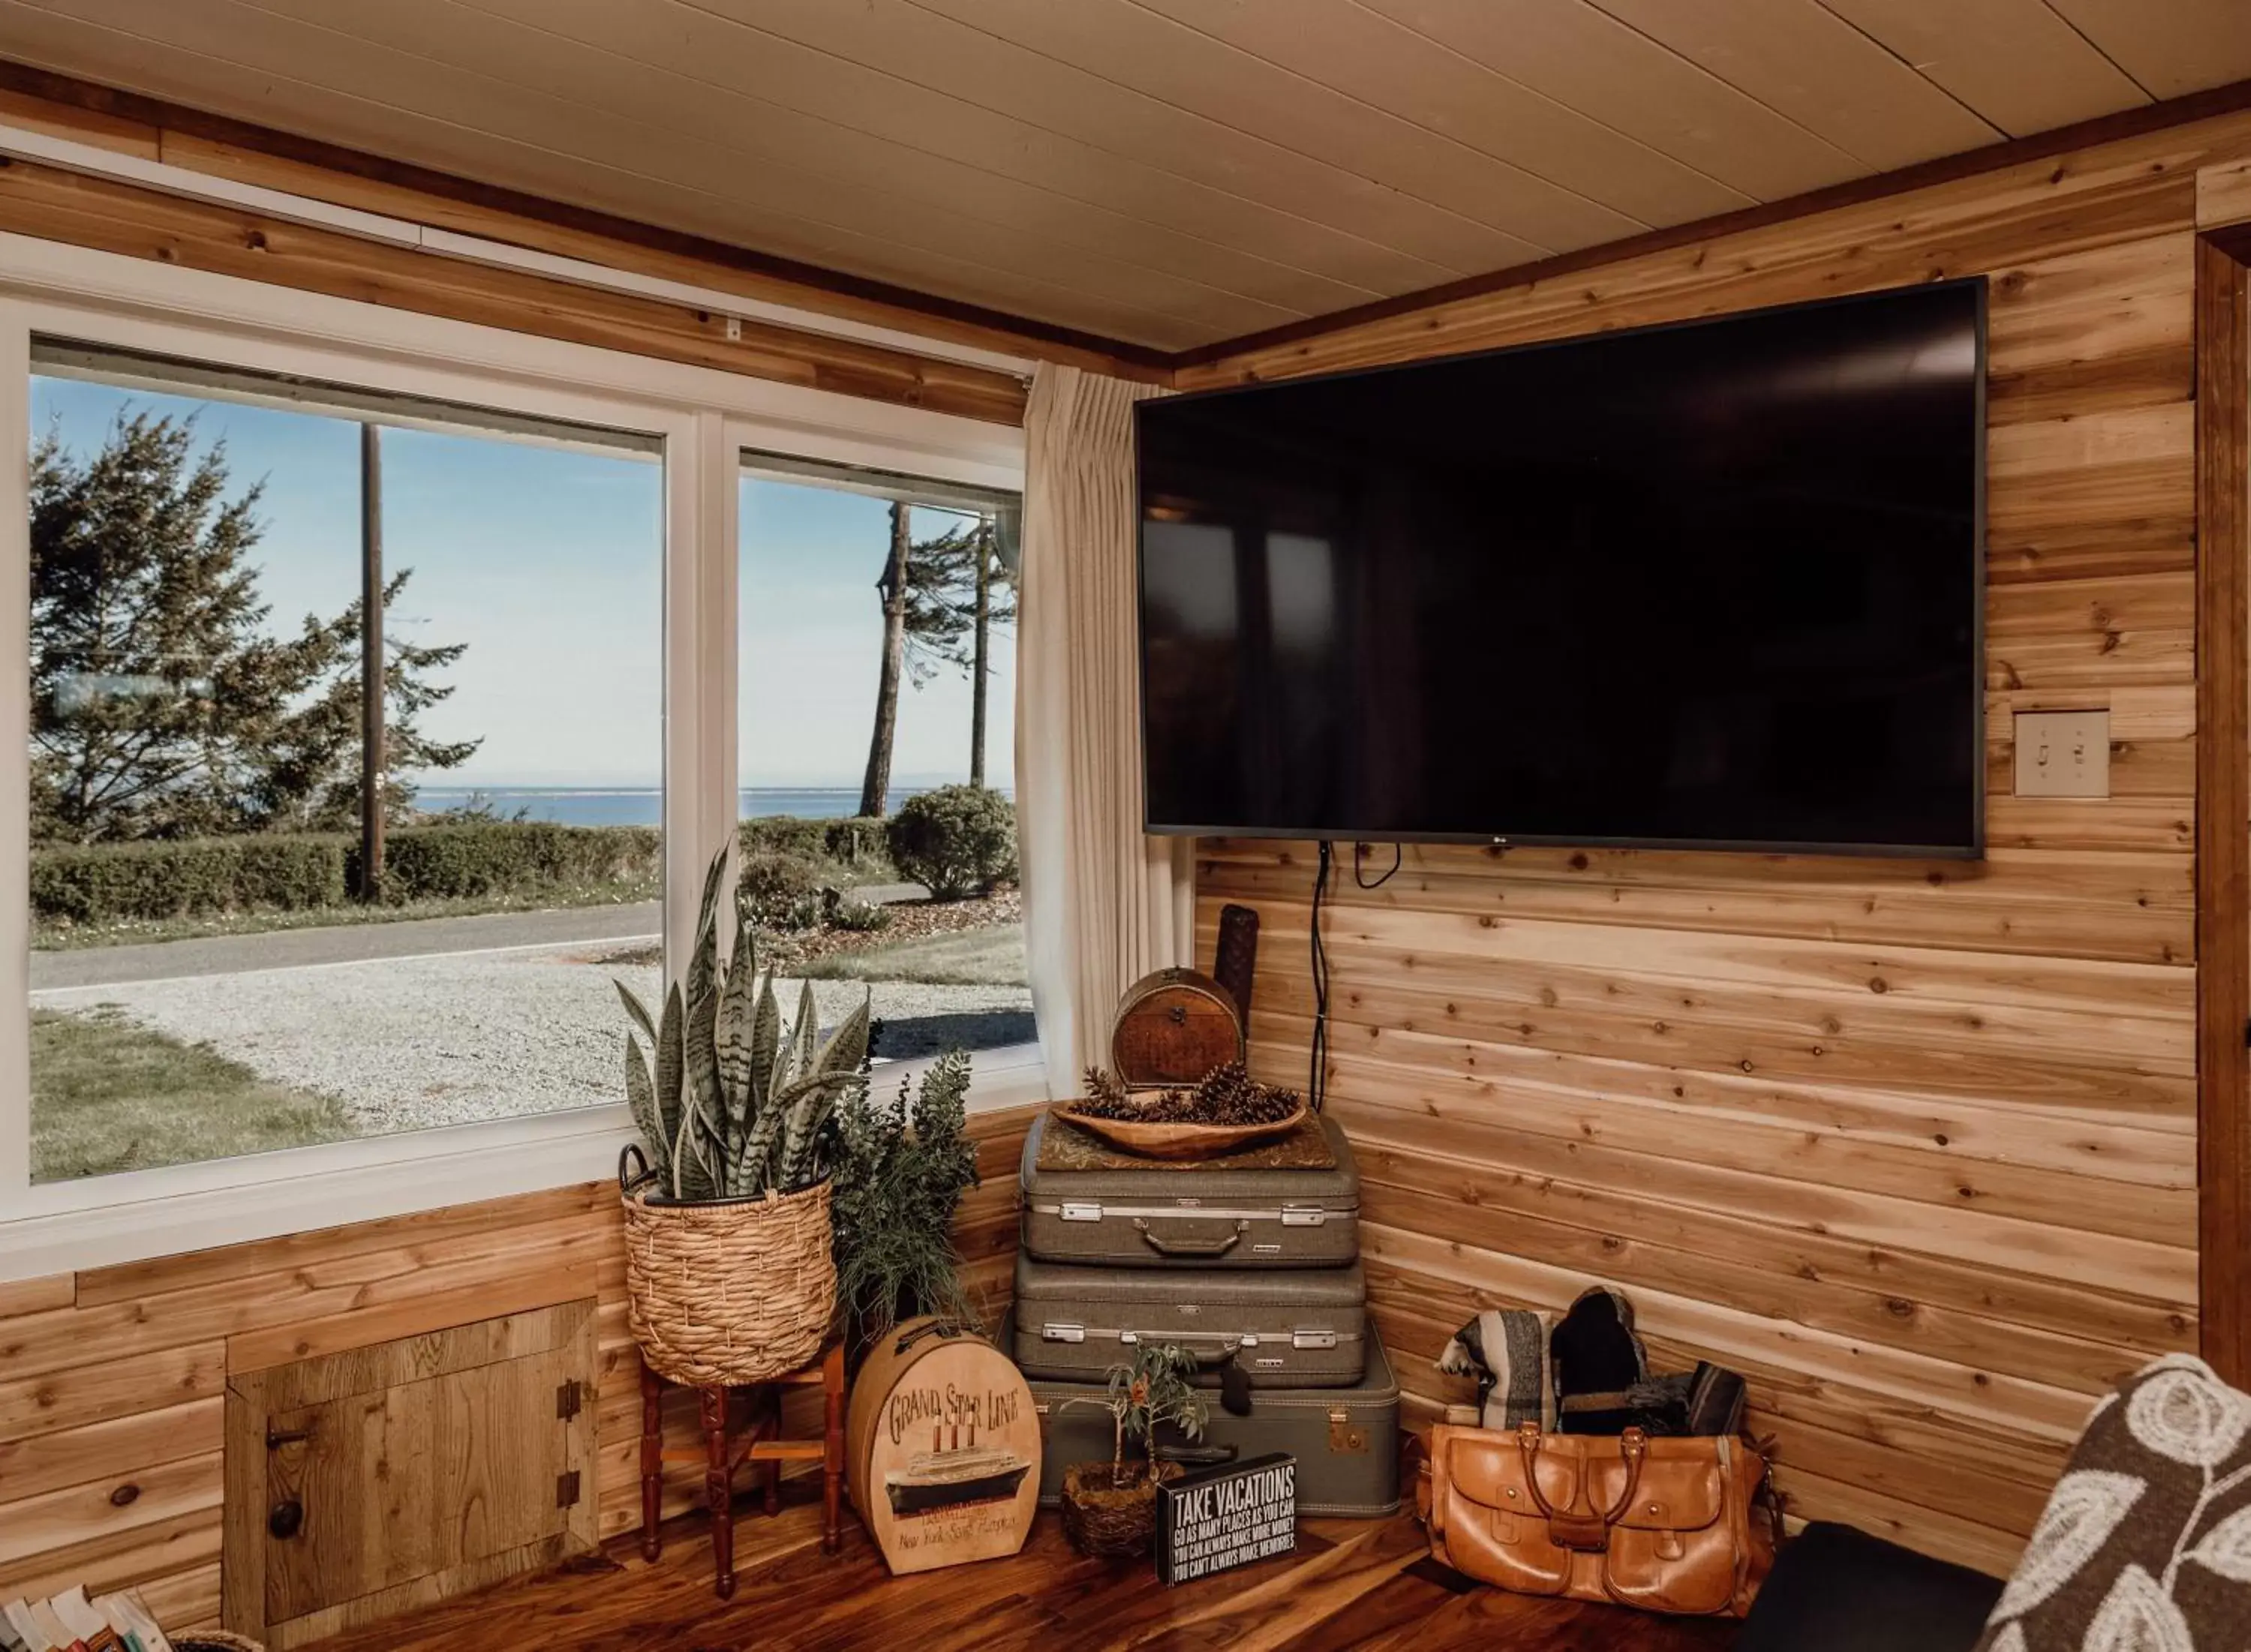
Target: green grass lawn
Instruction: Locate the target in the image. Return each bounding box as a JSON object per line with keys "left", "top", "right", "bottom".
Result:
{"left": 32, "top": 877, "right": 658, "bottom": 951}
{"left": 798, "top": 921, "right": 1028, "bottom": 988}
{"left": 30, "top": 1005, "right": 356, "bottom": 1181}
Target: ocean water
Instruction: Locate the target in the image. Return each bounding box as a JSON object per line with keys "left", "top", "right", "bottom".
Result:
{"left": 411, "top": 785, "right": 1007, "bottom": 827}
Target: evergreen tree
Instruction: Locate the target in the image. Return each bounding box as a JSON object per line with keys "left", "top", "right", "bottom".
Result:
{"left": 900, "top": 512, "right": 1013, "bottom": 785}
{"left": 29, "top": 409, "right": 474, "bottom": 843}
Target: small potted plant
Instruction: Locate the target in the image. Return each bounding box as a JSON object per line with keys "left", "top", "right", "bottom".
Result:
{"left": 1059, "top": 1344, "right": 1211, "bottom": 1559}
{"left": 615, "top": 847, "right": 870, "bottom": 1389}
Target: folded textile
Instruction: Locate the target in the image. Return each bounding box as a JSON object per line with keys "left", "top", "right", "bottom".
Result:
{"left": 1437, "top": 1308, "right": 1552, "bottom": 1430}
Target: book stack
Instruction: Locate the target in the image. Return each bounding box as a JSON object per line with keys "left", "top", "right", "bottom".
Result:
{"left": 1007, "top": 1104, "right": 1401, "bottom": 1518}
{"left": 2, "top": 1589, "right": 173, "bottom": 1652}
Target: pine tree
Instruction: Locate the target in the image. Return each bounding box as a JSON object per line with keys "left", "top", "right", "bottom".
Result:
{"left": 899, "top": 512, "right": 1013, "bottom": 784}
{"left": 29, "top": 409, "right": 475, "bottom": 843}
{"left": 858, "top": 501, "right": 912, "bottom": 819}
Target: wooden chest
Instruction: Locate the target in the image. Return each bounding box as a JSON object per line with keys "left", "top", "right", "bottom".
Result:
{"left": 1110, "top": 966, "right": 1244, "bottom": 1086}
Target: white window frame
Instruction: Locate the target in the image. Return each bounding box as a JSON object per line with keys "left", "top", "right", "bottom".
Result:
{"left": 0, "top": 231, "right": 1030, "bottom": 1281}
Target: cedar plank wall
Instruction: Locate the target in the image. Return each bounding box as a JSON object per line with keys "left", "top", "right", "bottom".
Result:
{"left": 0, "top": 1107, "right": 1032, "bottom": 1635}
{"left": 1183, "top": 116, "right": 2251, "bottom": 1576}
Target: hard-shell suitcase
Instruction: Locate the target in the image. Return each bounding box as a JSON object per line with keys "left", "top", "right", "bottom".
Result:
{"left": 1017, "top": 1314, "right": 1402, "bottom": 1518}
{"left": 1018, "top": 1110, "right": 1360, "bottom": 1269}
{"left": 1011, "top": 1254, "right": 1369, "bottom": 1389}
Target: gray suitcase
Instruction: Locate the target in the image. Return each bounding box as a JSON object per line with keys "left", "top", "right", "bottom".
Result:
{"left": 1011, "top": 1254, "right": 1369, "bottom": 1389}
{"left": 1018, "top": 1110, "right": 1360, "bottom": 1269}
{"left": 1017, "top": 1314, "right": 1402, "bottom": 1518}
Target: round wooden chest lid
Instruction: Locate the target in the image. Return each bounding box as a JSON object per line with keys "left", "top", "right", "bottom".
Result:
{"left": 845, "top": 1317, "right": 1039, "bottom": 1575}
{"left": 1110, "top": 966, "right": 1245, "bottom": 1087}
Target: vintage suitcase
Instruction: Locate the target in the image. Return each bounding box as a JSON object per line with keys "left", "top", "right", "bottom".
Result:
{"left": 1019, "top": 1110, "right": 1360, "bottom": 1269}
{"left": 1011, "top": 1254, "right": 1369, "bottom": 1389}
{"left": 1016, "top": 1315, "right": 1402, "bottom": 1518}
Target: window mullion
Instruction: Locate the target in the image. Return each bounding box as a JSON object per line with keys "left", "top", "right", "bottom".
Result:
{"left": 663, "top": 409, "right": 738, "bottom": 981}
{"left": 0, "top": 309, "right": 26, "bottom": 1202}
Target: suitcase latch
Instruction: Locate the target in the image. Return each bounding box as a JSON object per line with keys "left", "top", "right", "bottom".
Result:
{"left": 1059, "top": 1201, "right": 1103, "bottom": 1222}
{"left": 1043, "top": 1321, "right": 1086, "bottom": 1344}
{"left": 1292, "top": 1329, "right": 1339, "bottom": 1350}
{"left": 1279, "top": 1206, "right": 1327, "bottom": 1227}
{"left": 1328, "top": 1409, "right": 1369, "bottom": 1454}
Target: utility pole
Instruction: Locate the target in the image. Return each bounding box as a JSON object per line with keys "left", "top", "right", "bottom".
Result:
{"left": 969, "top": 513, "right": 992, "bottom": 788}
{"left": 359, "top": 422, "right": 385, "bottom": 902}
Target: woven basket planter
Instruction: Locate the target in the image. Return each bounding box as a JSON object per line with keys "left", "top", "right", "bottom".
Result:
{"left": 622, "top": 1176, "right": 837, "bottom": 1387}
{"left": 1060, "top": 1458, "right": 1183, "bottom": 1559}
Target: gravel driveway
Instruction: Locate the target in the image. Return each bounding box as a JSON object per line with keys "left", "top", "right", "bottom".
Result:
{"left": 32, "top": 940, "right": 1034, "bottom": 1136}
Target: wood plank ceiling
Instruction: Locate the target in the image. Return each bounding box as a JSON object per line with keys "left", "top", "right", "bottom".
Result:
{"left": 0, "top": 1, "right": 2244, "bottom": 352}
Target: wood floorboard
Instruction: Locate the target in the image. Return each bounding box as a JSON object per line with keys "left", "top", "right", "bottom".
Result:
{"left": 308, "top": 1485, "right": 1741, "bottom": 1652}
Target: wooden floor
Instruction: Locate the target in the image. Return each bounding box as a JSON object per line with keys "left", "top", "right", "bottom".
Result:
{"left": 311, "top": 1487, "right": 1739, "bottom": 1652}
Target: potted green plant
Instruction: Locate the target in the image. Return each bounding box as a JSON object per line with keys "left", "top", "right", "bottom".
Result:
{"left": 615, "top": 846, "right": 870, "bottom": 1388}
{"left": 828, "top": 1048, "right": 984, "bottom": 1362}
{"left": 1059, "top": 1344, "right": 1211, "bottom": 1559}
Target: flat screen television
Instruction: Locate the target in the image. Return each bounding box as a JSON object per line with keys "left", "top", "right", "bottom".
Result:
{"left": 1136, "top": 278, "right": 1986, "bottom": 857}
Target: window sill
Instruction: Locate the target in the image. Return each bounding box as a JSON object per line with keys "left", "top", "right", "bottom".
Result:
{"left": 0, "top": 1044, "right": 1047, "bottom": 1282}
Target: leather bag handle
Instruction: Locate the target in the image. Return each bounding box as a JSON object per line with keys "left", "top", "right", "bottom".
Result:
{"left": 1134, "top": 1217, "right": 1249, "bottom": 1257}
{"left": 1516, "top": 1422, "right": 1649, "bottom": 1551}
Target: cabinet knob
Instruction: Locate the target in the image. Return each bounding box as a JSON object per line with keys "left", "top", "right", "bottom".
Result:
{"left": 268, "top": 1500, "right": 304, "bottom": 1540}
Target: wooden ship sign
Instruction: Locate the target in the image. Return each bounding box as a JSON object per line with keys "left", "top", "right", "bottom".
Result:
{"left": 846, "top": 1318, "right": 1041, "bottom": 1575}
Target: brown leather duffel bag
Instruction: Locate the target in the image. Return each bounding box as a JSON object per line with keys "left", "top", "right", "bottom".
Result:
{"left": 1420, "top": 1421, "right": 1775, "bottom": 1617}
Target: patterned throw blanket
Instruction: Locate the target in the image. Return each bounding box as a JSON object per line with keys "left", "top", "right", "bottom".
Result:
{"left": 1976, "top": 1354, "right": 2251, "bottom": 1650}
{"left": 1438, "top": 1308, "right": 1555, "bottom": 1430}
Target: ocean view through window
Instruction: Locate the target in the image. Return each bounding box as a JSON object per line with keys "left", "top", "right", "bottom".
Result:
{"left": 26, "top": 345, "right": 666, "bottom": 1182}
{"left": 738, "top": 455, "right": 1029, "bottom": 1064}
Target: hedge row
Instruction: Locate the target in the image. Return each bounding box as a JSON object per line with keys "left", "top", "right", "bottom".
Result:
{"left": 366, "top": 821, "right": 660, "bottom": 901}
{"left": 32, "top": 812, "right": 936, "bottom": 927}
{"left": 32, "top": 821, "right": 664, "bottom": 925}
{"left": 738, "top": 813, "right": 890, "bottom": 869}
{"left": 30, "top": 834, "right": 350, "bottom": 925}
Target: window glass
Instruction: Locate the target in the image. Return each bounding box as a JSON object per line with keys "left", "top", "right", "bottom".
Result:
{"left": 738, "top": 459, "right": 1029, "bottom": 1063}
{"left": 27, "top": 349, "right": 663, "bottom": 1181}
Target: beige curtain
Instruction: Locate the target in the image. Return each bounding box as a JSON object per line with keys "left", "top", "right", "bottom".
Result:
{"left": 1018, "top": 362, "right": 1194, "bottom": 1089}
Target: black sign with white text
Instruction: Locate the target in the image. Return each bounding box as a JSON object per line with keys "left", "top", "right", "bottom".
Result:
{"left": 1155, "top": 1452, "right": 1297, "bottom": 1586}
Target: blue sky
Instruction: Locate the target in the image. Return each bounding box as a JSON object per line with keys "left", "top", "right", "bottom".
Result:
{"left": 32, "top": 377, "right": 1014, "bottom": 791}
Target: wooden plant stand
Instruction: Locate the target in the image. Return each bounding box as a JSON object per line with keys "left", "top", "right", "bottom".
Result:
{"left": 638, "top": 1340, "right": 847, "bottom": 1598}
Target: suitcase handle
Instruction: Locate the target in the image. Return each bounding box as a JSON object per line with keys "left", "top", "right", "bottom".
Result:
{"left": 1134, "top": 1218, "right": 1249, "bottom": 1257}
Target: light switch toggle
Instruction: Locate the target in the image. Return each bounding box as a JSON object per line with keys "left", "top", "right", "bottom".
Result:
{"left": 2013, "top": 710, "right": 2109, "bottom": 798}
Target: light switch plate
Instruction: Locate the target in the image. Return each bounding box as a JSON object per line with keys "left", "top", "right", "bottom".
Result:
{"left": 2014, "top": 710, "right": 2109, "bottom": 798}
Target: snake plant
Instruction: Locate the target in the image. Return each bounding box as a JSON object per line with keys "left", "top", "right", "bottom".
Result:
{"left": 618, "top": 846, "right": 870, "bottom": 1201}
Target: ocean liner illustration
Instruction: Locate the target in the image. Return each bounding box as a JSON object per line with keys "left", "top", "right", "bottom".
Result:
{"left": 885, "top": 1419, "right": 1033, "bottom": 1517}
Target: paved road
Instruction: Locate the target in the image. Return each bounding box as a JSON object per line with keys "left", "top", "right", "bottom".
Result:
{"left": 30, "top": 882, "right": 924, "bottom": 991}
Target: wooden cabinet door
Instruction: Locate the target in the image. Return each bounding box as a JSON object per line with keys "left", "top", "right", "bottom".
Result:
{"left": 227, "top": 1299, "right": 596, "bottom": 1648}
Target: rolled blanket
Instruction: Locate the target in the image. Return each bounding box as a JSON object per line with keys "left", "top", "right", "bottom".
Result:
{"left": 1437, "top": 1308, "right": 1553, "bottom": 1431}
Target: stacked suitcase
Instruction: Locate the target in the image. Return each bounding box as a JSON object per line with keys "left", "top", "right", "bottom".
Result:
{"left": 1009, "top": 1107, "right": 1402, "bottom": 1518}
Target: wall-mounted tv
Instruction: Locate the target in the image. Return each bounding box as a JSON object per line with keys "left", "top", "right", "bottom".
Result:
{"left": 1136, "top": 278, "right": 1986, "bottom": 858}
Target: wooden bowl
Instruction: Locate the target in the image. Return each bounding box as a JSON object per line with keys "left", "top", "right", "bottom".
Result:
{"left": 1053, "top": 1095, "right": 1309, "bottom": 1161}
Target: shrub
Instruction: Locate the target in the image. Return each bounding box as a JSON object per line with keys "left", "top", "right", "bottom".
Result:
{"left": 738, "top": 814, "right": 892, "bottom": 876}
{"left": 28, "top": 821, "right": 662, "bottom": 926}
{"left": 884, "top": 785, "right": 1017, "bottom": 901}
{"left": 30, "top": 836, "right": 349, "bottom": 924}
{"left": 825, "top": 891, "right": 894, "bottom": 933}
{"left": 737, "top": 849, "right": 829, "bottom": 931}
{"left": 365, "top": 822, "right": 660, "bottom": 903}
{"left": 738, "top": 815, "right": 829, "bottom": 861}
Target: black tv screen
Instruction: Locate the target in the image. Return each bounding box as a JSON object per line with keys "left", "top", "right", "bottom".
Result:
{"left": 1137, "top": 278, "right": 1985, "bottom": 857}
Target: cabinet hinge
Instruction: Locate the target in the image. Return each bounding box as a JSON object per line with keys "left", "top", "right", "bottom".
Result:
{"left": 557, "top": 1381, "right": 583, "bottom": 1421}
{"left": 556, "top": 1470, "right": 582, "bottom": 1509}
